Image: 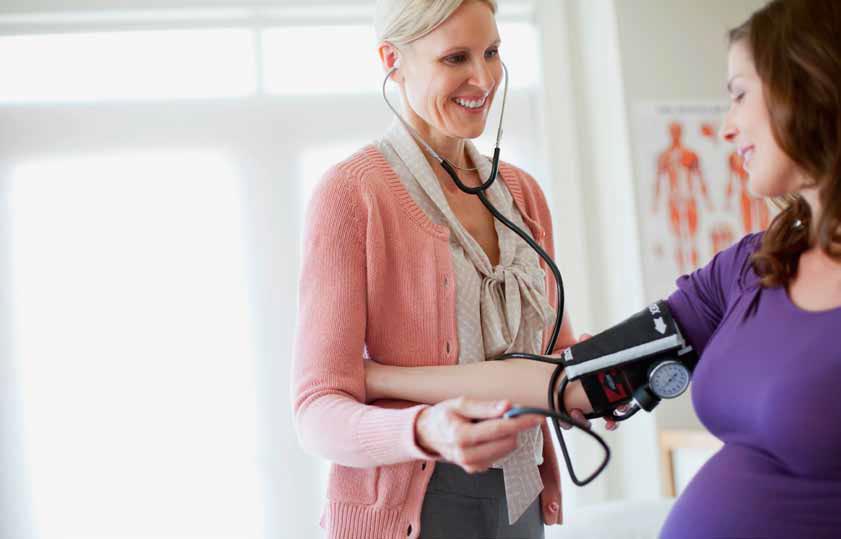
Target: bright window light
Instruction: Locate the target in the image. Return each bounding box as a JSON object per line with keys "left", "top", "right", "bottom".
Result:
{"left": 498, "top": 22, "right": 540, "bottom": 89}
{"left": 0, "top": 29, "right": 257, "bottom": 103}
{"left": 262, "top": 25, "right": 381, "bottom": 95}
{"left": 10, "top": 151, "right": 262, "bottom": 539}
{"left": 262, "top": 21, "right": 539, "bottom": 95}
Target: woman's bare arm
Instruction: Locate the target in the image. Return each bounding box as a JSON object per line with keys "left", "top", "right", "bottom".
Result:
{"left": 365, "top": 357, "right": 592, "bottom": 413}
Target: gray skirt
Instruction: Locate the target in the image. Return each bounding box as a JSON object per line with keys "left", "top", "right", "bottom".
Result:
{"left": 419, "top": 462, "right": 545, "bottom": 539}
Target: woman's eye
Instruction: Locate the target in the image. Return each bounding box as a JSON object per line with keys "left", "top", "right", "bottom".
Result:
{"left": 486, "top": 48, "right": 499, "bottom": 59}
{"left": 445, "top": 53, "right": 467, "bottom": 64}
{"left": 731, "top": 92, "right": 745, "bottom": 103}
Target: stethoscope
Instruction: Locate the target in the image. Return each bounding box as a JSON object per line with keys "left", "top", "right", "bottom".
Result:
{"left": 382, "top": 60, "right": 610, "bottom": 486}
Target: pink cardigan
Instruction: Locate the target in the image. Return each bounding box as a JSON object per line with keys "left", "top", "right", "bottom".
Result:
{"left": 292, "top": 145, "right": 574, "bottom": 539}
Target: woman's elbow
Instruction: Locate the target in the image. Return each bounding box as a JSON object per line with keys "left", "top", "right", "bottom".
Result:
{"left": 291, "top": 393, "right": 373, "bottom": 467}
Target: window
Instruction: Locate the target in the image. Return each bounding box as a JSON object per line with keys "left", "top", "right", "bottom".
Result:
{"left": 10, "top": 151, "right": 262, "bottom": 539}
{"left": 0, "top": 6, "right": 552, "bottom": 537}
{"left": 0, "top": 29, "right": 257, "bottom": 102}
{"left": 262, "top": 25, "right": 381, "bottom": 95}
{"left": 262, "top": 21, "right": 540, "bottom": 95}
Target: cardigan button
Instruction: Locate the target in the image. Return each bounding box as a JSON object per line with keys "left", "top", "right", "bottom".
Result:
{"left": 446, "top": 341, "right": 451, "bottom": 354}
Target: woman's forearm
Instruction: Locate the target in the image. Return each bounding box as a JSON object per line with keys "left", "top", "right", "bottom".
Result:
{"left": 366, "top": 358, "right": 591, "bottom": 412}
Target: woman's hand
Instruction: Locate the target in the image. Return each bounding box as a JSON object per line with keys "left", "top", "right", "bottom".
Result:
{"left": 538, "top": 422, "right": 563, "bottom": 525}
{"left": 414, "top": 397, "right": 544, "bottom": 474}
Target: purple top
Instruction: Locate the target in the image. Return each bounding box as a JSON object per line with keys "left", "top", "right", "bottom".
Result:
{"left": 660, "top": 233, "right": 841, "bottom": 538}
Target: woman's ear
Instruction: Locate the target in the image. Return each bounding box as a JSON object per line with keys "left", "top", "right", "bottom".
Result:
{"left": 377, "top": 42, "right": 403, "bottom": 82}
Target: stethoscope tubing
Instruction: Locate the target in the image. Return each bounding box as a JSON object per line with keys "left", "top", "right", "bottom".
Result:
{"left": 382, "top": 60, "right": 608, "bottom": 486}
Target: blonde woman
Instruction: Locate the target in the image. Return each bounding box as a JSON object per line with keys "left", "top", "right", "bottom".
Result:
{"left": 291, "top": 1, "right": 587, "bottom": 537}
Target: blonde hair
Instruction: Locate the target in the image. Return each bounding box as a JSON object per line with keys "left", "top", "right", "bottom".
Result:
{"left": 375, "top": 0, "right": 497, "bottom": 46}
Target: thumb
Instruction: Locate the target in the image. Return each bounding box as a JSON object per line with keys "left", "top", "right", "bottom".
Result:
{"left": 449, "top": 398, "right": 510, "bottom": 420}
{"left": 541, "top": 490, "right": 562, "bottom": 526}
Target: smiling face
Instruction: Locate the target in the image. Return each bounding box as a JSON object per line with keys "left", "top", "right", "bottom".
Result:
{"left": 720, "top": 40, "right": 801, "bottom": 198}
{"left": 391, "top": 1, "right": 502, "bottom": 141}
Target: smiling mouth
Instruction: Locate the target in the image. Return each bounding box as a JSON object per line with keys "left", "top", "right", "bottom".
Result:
{"left": 452, "top": 96, "right": 488, "bottom": 111}
{"left": 739, "top": 145, "right": 755, "bottom": 166}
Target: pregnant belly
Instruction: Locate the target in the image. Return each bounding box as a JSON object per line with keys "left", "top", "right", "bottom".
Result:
{"left": 659, "top": 444, "right": 841, "bottom": 539}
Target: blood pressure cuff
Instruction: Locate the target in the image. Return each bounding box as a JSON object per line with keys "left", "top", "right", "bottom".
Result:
{"left": 561, "top": 300, "right": 698, "bottom": 382}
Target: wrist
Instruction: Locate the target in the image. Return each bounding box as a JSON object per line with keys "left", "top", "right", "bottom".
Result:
{"left": 560, "top": 378, "right": 593, "bottom": 414}
{"left": 413, "top": 407, "right": 439, "bottom": 457}
{"left": 364, "top": 359, "right": 385, "bottom": 402}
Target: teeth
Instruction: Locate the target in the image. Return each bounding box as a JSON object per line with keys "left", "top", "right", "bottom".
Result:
{"left": 454, "top": 97, "right": 486, "bottom": 109}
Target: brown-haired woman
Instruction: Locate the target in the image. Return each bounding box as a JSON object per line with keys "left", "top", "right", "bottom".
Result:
{"left": 363, "top": 1, "right": 841, "bottom": 536}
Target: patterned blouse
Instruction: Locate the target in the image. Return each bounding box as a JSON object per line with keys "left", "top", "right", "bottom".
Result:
{"left": 376, "top": 121, "right": 555, "bottom": 524}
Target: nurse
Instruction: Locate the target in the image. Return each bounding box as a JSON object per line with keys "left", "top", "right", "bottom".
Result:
{"left": 291, "top": 1, "right": 593, "bottom": 538}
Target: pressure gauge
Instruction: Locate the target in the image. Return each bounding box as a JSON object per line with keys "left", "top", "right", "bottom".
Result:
{"left": 648, "top": 360, "right": 690, "bottom": 399}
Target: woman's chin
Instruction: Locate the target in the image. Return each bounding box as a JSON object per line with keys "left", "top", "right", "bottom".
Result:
{"left": 447, "top": 123, "right": 488, "bottom": 140}
{"left": 748, "top": 175, "right": 792, "bottom": 199}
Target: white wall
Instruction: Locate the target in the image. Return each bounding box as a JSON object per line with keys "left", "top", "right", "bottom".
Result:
{"left": 0, "top": 169, "right": 30, "bottom": 539}
{"left": 0, "top": 5, "right": 545, "bottom": 538}
{"left": 535, "top": 0, "right": 644, "bottom": 507}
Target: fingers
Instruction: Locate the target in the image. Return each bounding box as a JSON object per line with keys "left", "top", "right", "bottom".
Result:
{"left": 558, "top": 406, "right": 626, "bottom": 431}
{"left": 557, "top": 408, "right": 592, "bottom": 430}
{"left": 458, "top": 414, "right": 543, "bottom": 446}
{"left": 448, "top": 397, "right": 511, "bottom": 420}
{"left": 454, "top": 414, "right": 542, "bottom": 473}
{"left": 556, "top": 417, "right": 575, "bottom": 430}
{"left": 605, "top": 404, "right": 629, "bottom": 430}
{"left": 569, "top": 409, "right": 592, "bottom": 429}
{"left": 442, "top": 399, "right": 544, "bottom": 473}
{"left": 555, "top": 333, "right": 592, "bottom": 360}
{"left": 456, "top": 436, "right": 520, "bottom": 473}
{"left": 558, "top": 418, "right": 573, "bottom": 430}
{"left": 541, "top": 491, "right": 562, "bottom": 525}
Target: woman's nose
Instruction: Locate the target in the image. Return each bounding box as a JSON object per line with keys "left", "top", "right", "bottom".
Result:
{"left": 720, "top": 114, "right": 738, "bottom": 143}
{"left": 472, "top": 60, "right": 497, "bottom": 92}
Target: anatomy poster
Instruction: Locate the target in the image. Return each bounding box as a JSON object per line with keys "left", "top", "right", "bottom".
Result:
{"left": 632, "top": 102, "right": 773, "bottom": 300}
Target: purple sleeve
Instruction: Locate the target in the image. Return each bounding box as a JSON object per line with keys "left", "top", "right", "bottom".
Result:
{"left": 666, "top": 233, "right": 763, "bottom": 355}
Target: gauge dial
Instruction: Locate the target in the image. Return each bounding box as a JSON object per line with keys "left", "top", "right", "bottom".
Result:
{"left": 648, "top": 361, "right": 690, "bottom": 399}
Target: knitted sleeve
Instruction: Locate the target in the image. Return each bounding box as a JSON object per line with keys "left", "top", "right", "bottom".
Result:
{"left": 291, "top": 163, "right": 434, "bottom": 467}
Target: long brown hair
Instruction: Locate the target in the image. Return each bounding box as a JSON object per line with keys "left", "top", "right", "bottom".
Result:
{"left": 729, "top": 0, "right": 841, "bottom": 287}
